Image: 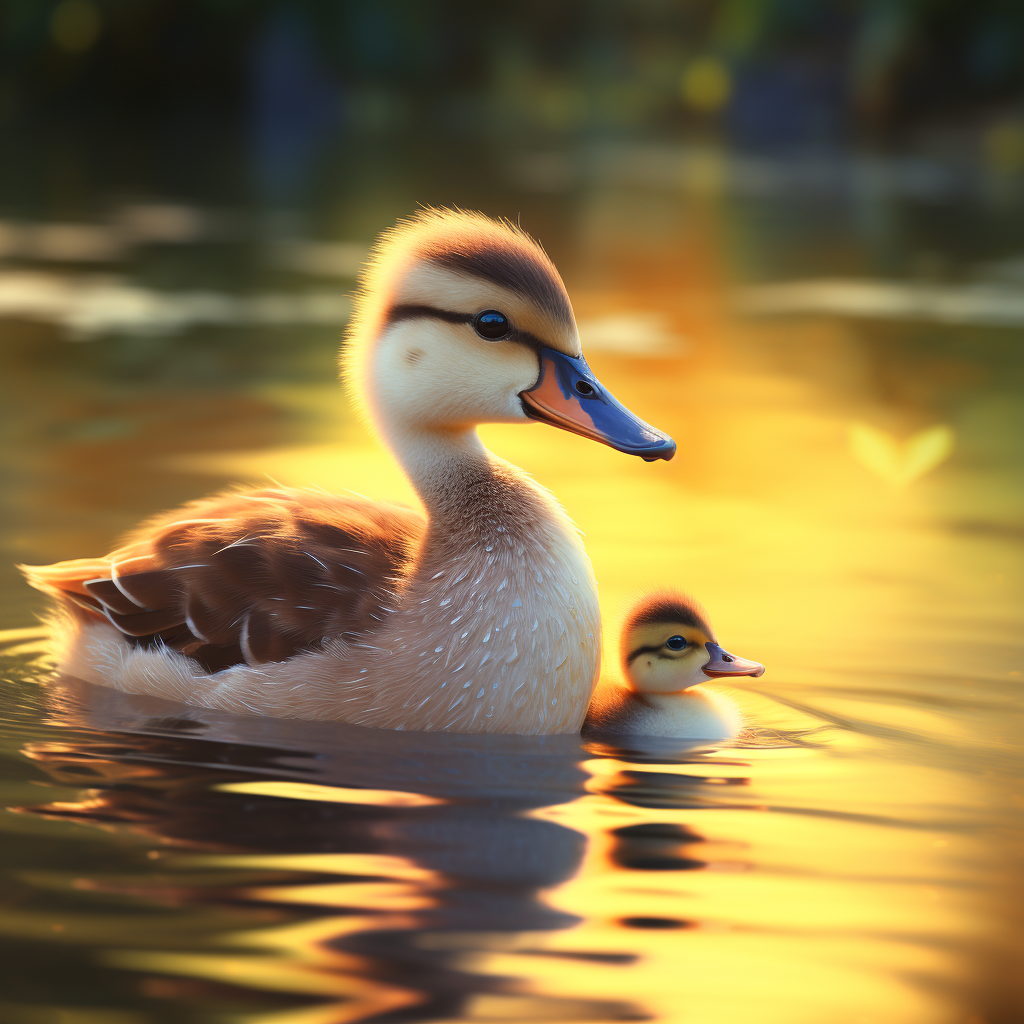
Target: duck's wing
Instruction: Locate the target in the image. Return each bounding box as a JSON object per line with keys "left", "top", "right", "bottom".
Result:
{"left": 21, "top": 487, "right": 425, "bottom": 672}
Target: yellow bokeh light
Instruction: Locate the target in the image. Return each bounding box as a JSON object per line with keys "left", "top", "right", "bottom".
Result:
{"left": 985, "top": 120, "right": 1024, "bottom": 175}
{"left": 680, "top": 56, "right": 732, "bottom": 113}
{"left": 51, "top": 0, "right": 101, "bottom": 53}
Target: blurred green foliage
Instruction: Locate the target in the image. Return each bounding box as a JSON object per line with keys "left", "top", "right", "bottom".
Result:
{"left": 0, "top": 1, "right": 1023, "bottom": 209}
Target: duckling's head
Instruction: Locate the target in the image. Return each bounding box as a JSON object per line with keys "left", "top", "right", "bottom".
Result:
{"left": 343, "top": 209, "right": 674, "bottom": 461}
{"left": 621, "top": 592, "right": 765, "bottom": 694}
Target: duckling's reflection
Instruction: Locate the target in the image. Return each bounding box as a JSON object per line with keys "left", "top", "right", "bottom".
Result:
{"left": 609, "top": 822, "right": 708, "bottom": 873}
{"left": 594, "top": 750, "right": 753, "bottom": 930}
{"left": 586, "top": 736, "right": 756, "bottom": 813}
{"left": 16, "top": 675, "right": 645, "bottom": 1022}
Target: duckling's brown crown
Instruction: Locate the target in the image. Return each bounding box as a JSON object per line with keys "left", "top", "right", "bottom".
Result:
{"left": 622, "top": 591, "right": 715, "bottom": 641}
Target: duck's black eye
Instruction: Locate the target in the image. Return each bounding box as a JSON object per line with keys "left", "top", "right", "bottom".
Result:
{"left": 473, "top": 309, "right": 511, "bottom": 340}
{"left": 665, "top": 635, "right": 687, "bottom": 651}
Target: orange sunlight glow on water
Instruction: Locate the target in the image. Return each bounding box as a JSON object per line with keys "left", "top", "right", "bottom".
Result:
{"left": 0, "top": 198, "right": 1020, "bottom": 1023}
{"left": 121, "top": 327, "right": 1016, "bottom": 1024}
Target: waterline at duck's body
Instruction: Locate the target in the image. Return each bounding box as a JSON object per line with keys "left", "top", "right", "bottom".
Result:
{"left": 60, "top": 457, "right": 598, "bottom": 734}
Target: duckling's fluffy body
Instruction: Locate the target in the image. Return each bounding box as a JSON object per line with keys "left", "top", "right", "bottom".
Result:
{"left": 585, "top": 685, "right": 743, "bottom": 740}
{"left": 23, "top": 210, "right": 674, "bottom": 735}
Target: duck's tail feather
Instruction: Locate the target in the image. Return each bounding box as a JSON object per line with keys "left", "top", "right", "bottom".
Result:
{"left": 19, "top": 558, "right": 113, "bottom": 616}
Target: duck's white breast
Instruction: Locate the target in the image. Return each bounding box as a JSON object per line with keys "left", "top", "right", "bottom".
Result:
{"left": 354, "top": 473, "right": 602, "bottom": 734}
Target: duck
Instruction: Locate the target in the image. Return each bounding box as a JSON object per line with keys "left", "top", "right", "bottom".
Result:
{"left": 20, "top": 209, "right": 675, "bottom": 735}
{"left": 584, "top": 592, "right": 764, "bottom": 741}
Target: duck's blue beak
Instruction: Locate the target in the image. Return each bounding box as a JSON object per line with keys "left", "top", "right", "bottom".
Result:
{"left": 520, "top": 349, "right": 676, "bottom": 461}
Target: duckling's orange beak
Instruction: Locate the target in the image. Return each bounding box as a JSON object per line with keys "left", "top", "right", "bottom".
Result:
{"left": 702, "top": 642, "right": 765, "bottom": 678}
{"left": 520, "top": 348, "right": 676, "bottom": 461}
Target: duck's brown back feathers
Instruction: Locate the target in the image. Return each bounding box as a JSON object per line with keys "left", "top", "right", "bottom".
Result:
{"left": 22, "top": 487, "right": 425, "bottom": 673}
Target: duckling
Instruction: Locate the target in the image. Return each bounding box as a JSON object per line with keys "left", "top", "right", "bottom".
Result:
{"left": 585, "top": 592, "right": 764, "bottom": 741}
{"left": 20, "top": 209, "right": 675, "bottom": 735}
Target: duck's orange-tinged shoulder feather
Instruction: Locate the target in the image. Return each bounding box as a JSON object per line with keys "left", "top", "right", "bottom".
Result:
{"left": 20, "top": 487, "right": 425, "bottom": 672}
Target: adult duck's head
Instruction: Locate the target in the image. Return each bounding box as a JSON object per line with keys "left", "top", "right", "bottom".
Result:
{"left": 621, "top": 592, "right": 764, "bottom": 694}
{"left": 343, "top": 209, "right": 675, "bottom": 461}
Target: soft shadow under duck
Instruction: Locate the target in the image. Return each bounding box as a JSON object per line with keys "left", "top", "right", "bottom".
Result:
{"left": 21, "top": 209, "right": 674, "bottom": 735}
{"left": 585, "top": 593, "right": 764, "bottom": 742}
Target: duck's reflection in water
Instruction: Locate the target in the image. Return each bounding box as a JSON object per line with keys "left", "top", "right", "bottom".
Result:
{"left": 14, "top": 676, "right": 650, "bottom": 1022}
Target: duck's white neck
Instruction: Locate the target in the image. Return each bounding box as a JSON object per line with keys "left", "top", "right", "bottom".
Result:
{"left": 352, "top": 416, "right": 602, "bottom": 734}
{"left": 383, "top": 423, "right": 496, "bottom": 517}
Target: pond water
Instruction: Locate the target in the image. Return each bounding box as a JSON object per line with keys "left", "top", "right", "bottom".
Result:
{"left": 0, "top": 152, "right": 1022, "bottom": 1023}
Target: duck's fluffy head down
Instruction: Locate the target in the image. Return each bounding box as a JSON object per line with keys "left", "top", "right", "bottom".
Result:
{"left": 341, "top": 209, "right": 582, "bottom": 437}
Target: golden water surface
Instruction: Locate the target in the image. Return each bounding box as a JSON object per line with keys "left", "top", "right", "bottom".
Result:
{"left": 0, "top": 182, "right": 1021, "bottom": 1024}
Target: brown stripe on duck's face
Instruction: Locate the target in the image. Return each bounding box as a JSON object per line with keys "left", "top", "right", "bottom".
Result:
{"left": 370, "top": 262, "right": 565, "bottom": 433}
{"left": 346, "top": 210, "right": 675, "bottom": 458}
{"left": 388, "top": 261, "right": 580, "bottom": 360}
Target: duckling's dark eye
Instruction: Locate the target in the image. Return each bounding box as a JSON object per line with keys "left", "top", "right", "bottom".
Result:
{"left": 473, "top": 309, "right": 511, "bottom": 340}
{"left": 665, "top": 635, "right": 687, "bottom": 651}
